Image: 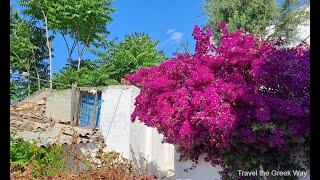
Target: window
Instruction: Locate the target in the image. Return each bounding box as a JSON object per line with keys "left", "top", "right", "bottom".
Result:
{"left": 78, "top": 91, "right": 102, "bottom": 128}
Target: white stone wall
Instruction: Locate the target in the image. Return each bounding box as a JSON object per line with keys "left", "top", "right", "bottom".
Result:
{"left": 99, "top": 85, "right": 132, "bottom": 158}
{"left": 174, "top": 153, "right": 222, "bottom": 180}
{"left": 99, "top": 85, "right": 175, "bottom": 178}
{"left": 174, "top": 152, "right": 310, "bottom": 180}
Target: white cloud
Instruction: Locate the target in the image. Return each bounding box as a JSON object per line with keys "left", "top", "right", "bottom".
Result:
{"left": 158, "top": 28, "right": 184, "bottom": 48}
{"left": 166, "top": 29, "right": 175, "bottom": 34}
{"left": 170, "top": 32, "right": 183, "bottom": 42}
{"left": 166, "top": 28, "right": 183, "bottom": 42}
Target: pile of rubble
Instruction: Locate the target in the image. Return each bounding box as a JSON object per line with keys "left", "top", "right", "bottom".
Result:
{"left": 10, "top": 97, "right": 104, "bottom": 147}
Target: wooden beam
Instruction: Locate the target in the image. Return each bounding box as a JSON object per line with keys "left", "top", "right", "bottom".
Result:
{"left": 70, "top": 84, "right": 76, "bottom": 126}
{"left": 74, "top": 89, "right": 81, "bottom": 126}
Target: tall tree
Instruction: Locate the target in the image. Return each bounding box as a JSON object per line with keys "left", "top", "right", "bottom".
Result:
{"left": 104, "top": 33, "right": 166, "bottom": 82}
{"left": 53, "top": 33, "right": 166, "bottom": 89}
{"left": 52, "top": 59, "right": 118, "bottom": 89}
{"left": 10, "top": 7, "right": 50, "bottom": 101}
{"left": 272, "top": 0, "right": 310, "bottom": 44}
{"left": 203, "top": 0, "right": 309, "bottom": 44}
{"left": 20, "top": 0, "right": 114, "bottom": 88}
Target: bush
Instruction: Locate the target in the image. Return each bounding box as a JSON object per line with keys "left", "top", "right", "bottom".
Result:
{"left": 124, "top": 23, "right": 310, "bottom": 179}
{"left": 10, "top": 135, "right": 153, "bottom": 179}
{"left": 54, "top": 151, "right": 153, "bottom": 180}
{"left": 10, "top": 134, "right": 66, "bottom": 179}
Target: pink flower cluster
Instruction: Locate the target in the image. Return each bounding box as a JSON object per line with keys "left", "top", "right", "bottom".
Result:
{"left": 124, "top": 23, "right": 310, "bottom": 168}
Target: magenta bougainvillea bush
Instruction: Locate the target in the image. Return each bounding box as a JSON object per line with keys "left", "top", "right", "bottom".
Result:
{"left": 124, "top": 23, "right": 309, "bottom": 179}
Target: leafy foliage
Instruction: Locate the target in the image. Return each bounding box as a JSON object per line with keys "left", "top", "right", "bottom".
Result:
{"left": 10, "top": 134, "right": 153, "bottom": 179}
{"left": 104, "top": 33, "right": 166, "bottom": 82}
{"left": 203, "top": 0, "right": 309, "bottom": 44}
{"left": 21, "top": 0, "right": 113, "bottom": 44}
{"left": 53, "top": 60, "right": 118, "bottom": 89}
{"left": 10, "top": 7, "right": 50, "bottom": 102}
{"left": 10, "top": 9, "right": 35, "bottom": 72}
{"left": 272, "top": 0, "right": 310, "bottom": 44}
{"left": 124, "top": 24, "right": 309, "bottom": 179}
{"left": 10, "top": 81, "right": 27, "bottom": 103}
{"left": 20, "top": 0, "right": 114, "bottom": 68}
{"left": 204, "top": 0, "right": 277, "bottom": 35}
{"left": 10, "top": 134, "right": 65, "bottom": 178}
{"left": 53, "top": 33, "right": 165, "bottom": 89}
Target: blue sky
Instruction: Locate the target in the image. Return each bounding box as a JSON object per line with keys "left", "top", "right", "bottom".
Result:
{"left": 107, "top": 0, "right": 207, "bottom": 54}
{"left": 11, "top": 0, "right": 308, "bottom": 74}
{"left": 12, "top": 0, "right": 207, "bottom": 73}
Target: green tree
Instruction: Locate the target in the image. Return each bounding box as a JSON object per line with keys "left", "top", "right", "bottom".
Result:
{"left": 53, "top": 33, "right": 165, "bottom": 89}
{"left": 10, "top": 7, "right": 49, "bottom": 102}
{"left": 52, "top": 60, "right": 118, "bottom": 89}
{"left": 104, "top": 33, "right": 166, "bottom": 82}
{"left": 10, "top": 134, "right": 65, "bottom": 178}
{"left": 203, "top": 0, "right": 309, "bottom": 43}
{"left": 20, "top": 0, "right": 114, "bottom": 89}
{"left": 272, "top": 0, "right": 310, "bottom": 44}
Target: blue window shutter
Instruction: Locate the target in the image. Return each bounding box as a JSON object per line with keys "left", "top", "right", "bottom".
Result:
{"left": 79, "top": 92, "right": 102, "bottom": 128}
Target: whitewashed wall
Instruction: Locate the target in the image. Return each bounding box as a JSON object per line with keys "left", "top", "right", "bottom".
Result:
{"left": 174, "top": 152, "right": 310, "bottom": 180}
{"left": 99, "top": 85, "right": 132, "bottom": 158}
{"left": 99, "top": 85, "right": 175, "bottom": 178}
{"left": 174, "top": 153, "right": 222, "bottom": 180}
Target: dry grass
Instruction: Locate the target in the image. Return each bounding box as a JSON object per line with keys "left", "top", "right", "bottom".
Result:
{"left": 11, "top": 151, "right": 154, "bottom": 180}
{"left": 11, "top": 133, "right": 154, "bottom": 180}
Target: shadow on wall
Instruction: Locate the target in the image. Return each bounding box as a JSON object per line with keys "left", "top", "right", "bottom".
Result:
{"left": 174, "top": 151, "right": 222, "bottom": 180}
{"left": 129, "top": 145, "right": 172, "bottom": 179}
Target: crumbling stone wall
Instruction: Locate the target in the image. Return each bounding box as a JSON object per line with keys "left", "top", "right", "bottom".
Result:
{"left": 45, "top": 89, "right": 72, "bottom": 124}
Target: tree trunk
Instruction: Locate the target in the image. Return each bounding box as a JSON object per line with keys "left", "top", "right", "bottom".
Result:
{"left": 62, "top": 34, "right": 76, "bottom": 69}
{"left": 35, "top": 66, "right": 41, "bottom": 90}
{"left": 27, "top": 59, "right": 31, "bottom": 95}
{"left": 77, "top": 43, "right": 86, "bottom": 71}
{"left": 32, "top": 50, "right": 41, "bottom": 90}
{"left": 77, "top": 25, "right": 91, "bottom": 71}
{"left": 27, "top": 72, "right": 30, "bottom": 95}
{"left": 77, "top": 56, "right": 81, "bottom": 70}
{"left": 42, "top": 11, "right": 53, "bottom": 89}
